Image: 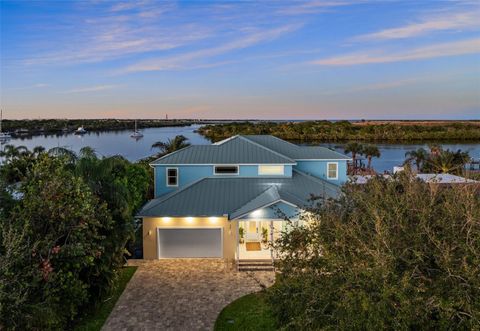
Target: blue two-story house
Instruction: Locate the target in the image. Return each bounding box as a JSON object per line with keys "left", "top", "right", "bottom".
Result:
{"left": 138, "top": 135, "right": 350, "bottom": 263}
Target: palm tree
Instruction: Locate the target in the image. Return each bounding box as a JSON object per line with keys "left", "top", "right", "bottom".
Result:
{"left": 404, "top": 148, "right": 428, "bottom": 172}
{"left": 362, "top": 144, "right": 380, "bottom": 169}
{"left": 151, "top": 135, "right": 190, "bottom": 155}
{"left": 426, "top": 149, "right": 470, "bottom": 174}
{"left": 344, "top": 142, "right": 364, "bottom": 171}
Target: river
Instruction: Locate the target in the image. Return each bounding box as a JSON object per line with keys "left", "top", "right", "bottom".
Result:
{"left": 2, "top": 124, "right": 479, "bottom": 173}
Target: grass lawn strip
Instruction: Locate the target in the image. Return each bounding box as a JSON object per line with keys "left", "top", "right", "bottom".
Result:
{"left": 73, "top": 266, "right": 137, "bottom": 331}
{"left": 214, "top": 292, "right": 276, "bottom": 331}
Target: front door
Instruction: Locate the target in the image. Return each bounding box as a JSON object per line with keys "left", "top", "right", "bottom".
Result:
{"left": 246, "top": 221, "right": 259, "bottom": 241}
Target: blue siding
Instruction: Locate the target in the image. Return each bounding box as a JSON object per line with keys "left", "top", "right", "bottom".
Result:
{"left": 239, "top": 202, "right": 300, "bottom": 220}
{"left": 295, "top": 160, "right": 348, "bottom": 185}
{"left": 154, "top": 164, "right": 294, "bottom": 197}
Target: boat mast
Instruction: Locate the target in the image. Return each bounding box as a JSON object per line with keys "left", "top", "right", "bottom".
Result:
{"left": 0, "top": 109, "right": 3, "bottom": 133}
{"left": 135, "top": 119, "right": 137, "bottom": 132}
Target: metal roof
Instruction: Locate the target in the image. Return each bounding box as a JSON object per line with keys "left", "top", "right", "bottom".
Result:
{"left": 137, "top": 170, "right": 341, "bottom": 218}
{"left": 150, "top": 135, "right": 295, "bottom": 165}
{"left": 241, "top": 135, "right": 351, "bottom": 160}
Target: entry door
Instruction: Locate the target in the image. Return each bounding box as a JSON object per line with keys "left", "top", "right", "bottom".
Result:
{"left": 157, "top": 228, "right": 222, "bottom": 258}
{"left": 245, "top": 221, "right": 260, "bottom": 241}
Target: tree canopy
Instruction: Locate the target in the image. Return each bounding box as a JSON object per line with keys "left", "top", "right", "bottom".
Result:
{"left": 269, "top": 172, "right": 480, "bottom": 330}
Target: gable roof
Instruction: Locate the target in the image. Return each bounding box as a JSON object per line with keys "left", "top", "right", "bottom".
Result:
{"left": 137, "top": 169, "right": 340, "bottom": 219}
{"left": 241, "top": 135, "right": 351, "bottom": 160}
{"left": 150, "top": 135, "right": 295, "bottom": 165}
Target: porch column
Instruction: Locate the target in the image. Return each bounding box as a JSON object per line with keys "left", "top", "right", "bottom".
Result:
{"left": 236, "top": 220, "right": 240, "bottom": 270}
{"left": 270, "top": 220, "right": 274, "bottom": 260}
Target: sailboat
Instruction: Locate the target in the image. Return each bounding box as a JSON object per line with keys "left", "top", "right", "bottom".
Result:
{"left": 0, "top": 109, "right": 12, "bottom": 141}
{"left": 74, "top": 126, "right": 87, "bottom": 134}
{"left": 130, "top": 120, "right": 143, "bottom": 138}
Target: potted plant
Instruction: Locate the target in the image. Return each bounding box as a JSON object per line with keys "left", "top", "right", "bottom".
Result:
{"left": 239, "top": 226, "right": 244, "bottom": 244}
{"left": 262, "top": 227, "right": 268, "bottom": 244}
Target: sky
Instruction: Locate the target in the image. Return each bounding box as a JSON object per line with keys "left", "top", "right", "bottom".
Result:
{"left": 1, "top": 0, "right": 479, "bottom": 120}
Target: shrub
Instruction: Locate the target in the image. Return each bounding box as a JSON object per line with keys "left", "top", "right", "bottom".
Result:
{"left": 0, "top": 156, "right": 113, "bottom": 330}
{"left": 269, "top": 172, "right": 480, "bottom": 330}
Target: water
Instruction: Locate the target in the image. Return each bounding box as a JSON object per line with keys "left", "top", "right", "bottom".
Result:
{"left": 2, "top": 125, "right": 479, "bottom": 172}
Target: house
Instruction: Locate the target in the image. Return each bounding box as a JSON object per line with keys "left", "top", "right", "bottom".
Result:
{"left": 137, "top": 135, "right": 350, "bottom": 264}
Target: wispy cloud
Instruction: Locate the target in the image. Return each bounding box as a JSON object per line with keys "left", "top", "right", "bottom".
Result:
{"left": 312, "top": 38, "right": 480, "bottom": 66}
{"left": 353, "top": 10, "right": 480, "bottom": 41}
{"left": 23, "top": 1, "right": 209, "bottom": 66}
{"left": 120, "top": 24, "right": 302, "bottom": 73}
{"left": 62, "top": 85, "right": 119, "bottom": 94}
{"left": 276, "top": 0, "right": 360, "bottom": 15}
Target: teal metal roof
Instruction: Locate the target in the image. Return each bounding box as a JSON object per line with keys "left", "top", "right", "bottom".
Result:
{"left": 137, "top": 170, "right": 340, "bottom": 219}
{"left": 150, "top": 135, "right": 295, "bottom": 165}
{"left": 241, "top": 135, "right": 351, "bottom": 160}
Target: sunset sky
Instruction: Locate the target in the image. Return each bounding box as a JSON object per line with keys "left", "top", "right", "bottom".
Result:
{"left": 1, "top": 0, "right": 479, "bottom": 120}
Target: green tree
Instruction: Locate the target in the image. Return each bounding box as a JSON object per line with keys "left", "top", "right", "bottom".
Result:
{"left": 362, "top": 144, "right": 380, "bottom": 169}
{"left": 269, "top": 172, "right": 480, "bottom": 330}
{"left": 404, "top": 147, "right": 428, "bottom": 171}
{"left": 151, "top": 135, "right": 190, "bottom": 155}
{"left": 344, "top": 142, "right": 364, "bottom": 171}
{"left": 0, "top": 156, "right": 113, "bottom": 330}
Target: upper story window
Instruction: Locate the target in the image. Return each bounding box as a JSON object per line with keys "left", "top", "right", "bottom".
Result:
{"left": 327, "top": 162, "right": 338, "bottom": 180}
{"left": 258, "top": 165, "right": 284, "bottom": 175}
{"left": 166, "top": 168, "right": 178, "bottom": 186}
{"left": 214, "top": 165, "right": 239, "bottom": 175}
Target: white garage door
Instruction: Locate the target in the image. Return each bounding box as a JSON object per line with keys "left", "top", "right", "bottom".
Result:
{"left": 157, "top": 228, "right": 223, "bottom": 258}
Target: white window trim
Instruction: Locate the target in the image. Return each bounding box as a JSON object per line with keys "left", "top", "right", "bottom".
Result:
{"left": 258, "top": 164, "right": 285, "bottom": 176}
{"left": 327, "top": 162, "right": 338, "bottom": 180}
{"left": 213, "top": 165, "right": 239, "bottom": 176}
{"left": 166, "top": 167, "right": 179, "bottom": 187}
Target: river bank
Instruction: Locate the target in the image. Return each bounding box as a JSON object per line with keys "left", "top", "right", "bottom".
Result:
{"left": 198, "top": 120, "right": 480, "bottom": 142}
{"left": 1, "top": 119, "right": 229, "bottom": 137}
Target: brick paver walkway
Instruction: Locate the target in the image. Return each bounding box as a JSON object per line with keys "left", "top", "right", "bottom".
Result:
{"left": 102, "top": 259, "right": 275, "bottom": 331}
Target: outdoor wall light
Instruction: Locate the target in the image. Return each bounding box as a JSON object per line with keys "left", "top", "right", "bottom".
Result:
{"left": 186, "top": 217, "right": 194, "bottom": 223}
{"left": 162, "top": 217, "right": 171, "bottom": 222}
{"left": 148, "top": 230, "right": 152, "bottom": 236}
{"left": 208, "top": 217, "right": 219, "bottom": 223}
{"left": 250, "top": 209, "right": 263, "bottom": 217}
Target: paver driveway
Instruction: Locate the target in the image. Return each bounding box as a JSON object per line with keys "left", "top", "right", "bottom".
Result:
{"left": 102, "top": 259, "right": 275, "bottom": 331}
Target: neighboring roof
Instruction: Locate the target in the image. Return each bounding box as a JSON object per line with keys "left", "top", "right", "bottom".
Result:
{"left": 350, "top": 174, "right": 479, "bottom": 184}
{"left": 150, "top": 135, "right": 295, "bottom": 165}
{"left": 138, "top": 170, "right": 341, "bottom": 219}
{"left": 241, "top": 135, "right": 351, "bottom": 160}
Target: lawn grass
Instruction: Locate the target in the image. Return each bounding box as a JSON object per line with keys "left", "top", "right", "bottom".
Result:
{"left": 73, "top": 266, "right": 137, "bottom": 331}
{"left": 214, "top": 292, "right": 276, "bottom": 331}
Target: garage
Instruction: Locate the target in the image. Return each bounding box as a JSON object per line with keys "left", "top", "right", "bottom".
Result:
{"left": 157, "top": 228, "right": 223, "bottom": 258}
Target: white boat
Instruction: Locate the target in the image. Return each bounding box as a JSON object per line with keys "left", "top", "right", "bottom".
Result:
{"left": 130, "top": 120, "right": 143, "bottom": 138}
{"left": 74, "top": 126, "right": 87, "bottom": 134}
{"left": 0, "top": 109, "right": 12, "bottom": 141}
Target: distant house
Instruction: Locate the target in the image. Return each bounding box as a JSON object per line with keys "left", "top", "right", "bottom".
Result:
{"left": 137, "top": 135, "right": 350, "bottom": 267}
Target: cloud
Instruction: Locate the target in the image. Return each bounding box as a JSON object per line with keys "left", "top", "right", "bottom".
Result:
{"left": 22, "top": 1, "right": 208, "bottom": 66}
{"left": 120, "top": 24, "right": 302, "bottom": 73}
{"left": 62, "top": 85, "right": 119, "bottom": 93}
{"left": 353, "top": 10, "right": 480, "bottom": 41}
{"left": 276, "top": 0, "right": 359, "bottom": 15}
{"left": 312, "top": 38, "right": 480, "bottom": 66}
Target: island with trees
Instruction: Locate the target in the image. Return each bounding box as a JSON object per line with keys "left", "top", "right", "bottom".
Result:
{"left": 198, "top": 120, "right": 480, "bottom": 142}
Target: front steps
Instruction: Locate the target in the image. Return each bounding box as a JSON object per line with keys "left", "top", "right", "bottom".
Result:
{"left": 238, "top": 259, "right": 275, "bottom": 272}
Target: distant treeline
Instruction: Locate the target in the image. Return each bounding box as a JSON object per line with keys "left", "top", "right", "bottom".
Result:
{"left": 198, "top": 121, "right": 480, "bottom": 142}
{"left": 1, "top": 119, "right": 203, "bottom": 136}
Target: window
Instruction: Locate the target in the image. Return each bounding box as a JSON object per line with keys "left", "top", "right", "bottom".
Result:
{"left": 327, "top": 162, "right": 338, "bottom": 180}
{"left": 258, "top": 165, "right": 285, "bottom": 175}
{"left": 214, "top": 165, "right": 239, "bottom": 175}
{"left": 166, "top": 168, "right": 178, "bottom": 186}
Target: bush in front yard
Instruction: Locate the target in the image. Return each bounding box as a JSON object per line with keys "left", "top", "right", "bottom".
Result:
{"left": 0, "top": 156, "right": 114, "bottom": 330}
{"left": 268, "top": 172, "right": 480, "bottom": 330}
